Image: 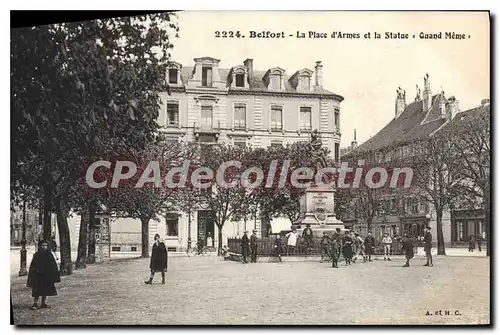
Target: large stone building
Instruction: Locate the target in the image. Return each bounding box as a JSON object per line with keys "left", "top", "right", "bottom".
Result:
{"left": 341, "top": 74, "right": 489, "bottom": 246}
{"left": 60, "top": 57, "right": 344, "bottom": 252}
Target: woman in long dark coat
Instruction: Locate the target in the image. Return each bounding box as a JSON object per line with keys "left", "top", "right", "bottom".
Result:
{"left": 145, "top": 234, "right": 168, "bottom": 285}
{"left": 27, "top": 240, "right": 61, "bottom": 310}
{"left": 401, "top": 233, "right": 414, "bottom": 267}
{"left": 342, "top": 231, "right": 353, "bottom": 266}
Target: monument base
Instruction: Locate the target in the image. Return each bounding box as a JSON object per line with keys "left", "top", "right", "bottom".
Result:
{"left": 296, "top": 213, "right": 345, "bottom": 238}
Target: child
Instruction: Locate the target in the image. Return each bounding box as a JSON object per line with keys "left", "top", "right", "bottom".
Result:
{"left": 27, "top": 240, "right": 61, "bottom": 310}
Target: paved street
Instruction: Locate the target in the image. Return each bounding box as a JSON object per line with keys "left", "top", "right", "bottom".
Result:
{"left": 11, "top": 255, "right": 490, "bottom": 325}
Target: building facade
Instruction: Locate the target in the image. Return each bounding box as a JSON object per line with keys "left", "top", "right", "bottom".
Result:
{"left": 56, "top": 57, "right": 344, "bottom": 252}
{"left": 341, "top": 74, "right": 489, "bottom": 246}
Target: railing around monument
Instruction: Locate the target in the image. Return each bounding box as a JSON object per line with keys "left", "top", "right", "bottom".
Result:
{"left": 227, "top": 237, "right": 404, "bottom": 256}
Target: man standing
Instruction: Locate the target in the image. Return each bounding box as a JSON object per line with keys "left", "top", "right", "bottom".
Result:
{"left": 477, "top": 234, "right": 482, "bottom": 252}
{"left": 401, "top": 232, "right": 414, "bottom": 267}
{"left": 382, "top": 233, "right": 392, "bottom": 261}
{"left": 285, "top": 228, "right": 299, "bottom": 255}
{"left": 330, "top": 231, "right": 340, "bottom": 268}
{"left": 320, "top": 232, "right": 331, "bottom": 263}
{"left": 353, "top": 233, "right": 366, "bottom": 263}
{"left": 364, "top": 232, "right": 375, "bottom": 262}
{"left": 241, "top": 230, "right": 250, "bottom": 264}
{"left": 423, "top": 226, "right": 433, "bottom": 267}
{"left": 250, "top": 229, "right": 258, "bottom": 263}
{"left": 145, "top": 234, "right": 168, "bottom": 285}
{"left": 302, "top": 223, "right": 314, "bottom": 253}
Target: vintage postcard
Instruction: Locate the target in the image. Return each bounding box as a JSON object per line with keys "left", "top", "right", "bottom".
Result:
{"left": 10, "top": 10, "right": 490, "bottom": 325}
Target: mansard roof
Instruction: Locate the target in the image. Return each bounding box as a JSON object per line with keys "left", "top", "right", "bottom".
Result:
{"left": 351, "top": 94, "right": 447, "bottom": 154}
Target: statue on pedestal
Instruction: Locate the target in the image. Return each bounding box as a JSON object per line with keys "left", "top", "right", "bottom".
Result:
{"left": 308, "top": 129, "right": 328, "bottom": 170}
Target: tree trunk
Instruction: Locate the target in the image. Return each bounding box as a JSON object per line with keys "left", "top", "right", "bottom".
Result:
{"left": 217, "top": 224, "right": 223, "bottom": 256}
{"left": 436, "top": 208, "right": 446, "bottom": 255}
{"left": 42, "top": 186, "right": 52, "bottom": 240}
{"left": 54, "top": 198, "right": 73, "bottom": 276}
{"left": 87, "top": 203, "right": 97, "bottom": 264}
{"left": 141, "top": 217, "right": 150, "bottom": 258}
{"left": 485, "top": 177, "right": 490, "bottom": 257}
{"left": 75, "top": 206, "right": 89, "bottom": 269}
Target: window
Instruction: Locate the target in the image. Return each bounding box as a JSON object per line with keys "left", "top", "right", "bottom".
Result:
{"left": 271, "top": 106, "right": 283, "bottom": 130}
{"left": 270, "top": 75, "right": 281, "bottom": 90}
{"left": 199, "top": 135, "right": 217, "bottom": 144}
{"left": 201, "top": 106, "right": 213, "bottom": 129}
{"left": 166, "top": 215, "right": 179, "bottom": 237}
{"left": 300, "top": 107, "right": 312, "bottom": 130}
{"left": 167, "top": 102, "right": 179, "bottom": 126}
{"left": 202, "top": 66, "right": 212, "bottom": 87}
{"left": 234, "top": 104, "right": 246, "bottom": 129}
{"left": 334, "top": 108, "right": 340, "bottom": 129}
{"left": 235, "top": 74, "right": 245, "bottom": 87}
{"left": 334, "top": 143, "right": 340, "bottom": 162}
{"left": 131, "top": 246, "right": 137, "bottom": 252}
{"left": 271, "top": 141, "right": 283, "bottom": 148}
{"left": 411, "top": 198, "right": 419, "bottom": 214}
{"left": 234, "top": 138, "right": 246, "bottom": 148}
{"left": 111, "top": 246, "right": 121, "bottom": 252}
{"left": 168, "top": 69, "right": 178, "bottom": 84}
{"left": 300, "top": 75, "right": 311, "bottom": 91}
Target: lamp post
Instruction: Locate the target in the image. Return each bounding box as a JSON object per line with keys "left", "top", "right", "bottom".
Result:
{"left": 19, "top": 199, "right": 28, "bottom": 277}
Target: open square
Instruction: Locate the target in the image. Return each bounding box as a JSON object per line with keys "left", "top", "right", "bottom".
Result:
{"left": 11, "top": 255, "right": 490, "bottom": 325}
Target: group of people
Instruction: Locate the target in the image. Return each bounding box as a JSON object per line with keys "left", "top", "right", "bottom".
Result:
{"left": 468, "top": 234, "right": 483, "bottom": 252}
{"left": 237, "top": 224, "right": 435, "bottom": 269}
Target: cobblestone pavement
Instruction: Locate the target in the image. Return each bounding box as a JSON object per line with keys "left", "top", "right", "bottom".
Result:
{"left": 11, "top": 255, "right": 490, "bottom": 325}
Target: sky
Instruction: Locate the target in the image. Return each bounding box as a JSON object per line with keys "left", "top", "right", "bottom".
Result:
{"left": 168, "top": 11, "right": 490, "bottom": 146}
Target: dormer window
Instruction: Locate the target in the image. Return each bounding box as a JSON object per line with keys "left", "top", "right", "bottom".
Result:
{"left": 235, "top": 74, "right": 245, "bottom": 87}
{"left": 230, "top": 65, "right": 249, "bottom": 89}
{"left": 270, "top": 74, "right": 281, "bottom": 90}
{"left": 265, "top": 67, "right": 285, "bottom": 91}
{"left": 169, "top": 69, "right": 178, "bottom": 84}
{"left": 294, "top": 69, "right": 313, "bottom": 92}
{"left": 202, "top": 66, "right": 213, "bottom": 87}
{"left": 299, "top": 75, "right": 310, "bottom": 91}
{"left": 166, "top": 61, "right": 182, "bottom": 86}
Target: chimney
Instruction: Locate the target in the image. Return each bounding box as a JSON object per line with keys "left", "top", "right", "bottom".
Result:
{"left": 351, "top": 129, "right": 358, "bottom": 150}
{"left": 423, "top": 73, "right": 432, "bottom": 111}
{"left": 243, "top": 58, "right": 253, "bottom": 79}
{"left": 481, "top": 98, "right": 490, "bottom": 106}
{"left": 314, "top": 61, "right": 323, "bottom": 88}
{"left": 445, "top": 96, "right": 459, "bottom": 119}
{"left": 395, "top": 86, "right": 406, "bottom": 118}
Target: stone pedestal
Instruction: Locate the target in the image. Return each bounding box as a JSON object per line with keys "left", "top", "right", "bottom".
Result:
{"left": 296, "top": 186, "right": 344, "bottom": 237}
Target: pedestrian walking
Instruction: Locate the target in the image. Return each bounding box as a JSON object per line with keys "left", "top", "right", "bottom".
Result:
{"left": 364, "top": 232, "right": 375, "bottom": 262}
{"left": 401, "top": 232, "right": 414, "bottom": 267}
{"left": 241, "top": 230, "right": 250, "bottom": 263}
{"left": 285, "top": 228, "right": 299, "bottom": 255}
{"left": 27, "top": 240, "right": 61, "bottom": 310}
{"left": 302, "top": 223, "right": 314, "bottom": 253}
{"left": 476, "top": 234, "right": 482, "bottom": 252}
{"left": 342, "top": 231, "right": 353, "bottom": 266}
{"left": 250, "top": 229, "right": 258, "bottom": 263}
{"left": 353, "top": 233, "right": 366, "bottom": 263}
{"left": 468, "top": 235, "right": 475, "bottom": 252}
{"left": 423, "top": 226, "right": 433, "bottom": 267}
{"left": 144, "top": 234, "right": 168, "bottom": 285}
{"left": 320, "top": 232, "right": 331, "bottom": 263}
{"left": 382, "top": 233, "right": 392, "bottom": 261}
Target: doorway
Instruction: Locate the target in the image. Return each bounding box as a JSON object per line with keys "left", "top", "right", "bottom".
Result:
{"left": 197, "top": 210, "right": 215, "bottom": 247}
